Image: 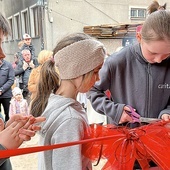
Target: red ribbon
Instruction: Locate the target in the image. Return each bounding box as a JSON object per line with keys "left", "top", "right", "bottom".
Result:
{"left": 0, "top": 134, "right": 119, "bottom": 159}
{"left": 1, "top": 120, "right": 170, "bottom": 170}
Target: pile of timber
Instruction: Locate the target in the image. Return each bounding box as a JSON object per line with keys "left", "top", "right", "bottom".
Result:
{"left": 83, "top": 23, "right": 143, "bottom": 38}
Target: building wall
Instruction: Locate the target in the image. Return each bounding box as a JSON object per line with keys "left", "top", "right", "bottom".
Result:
{"left": 1, "top": 0, "right": 169, "bottom": 61}
{"left": 42, "top": 0, "right": 169, "bottom": 53}
{"left": 2, "top": 0, "right": 38, "bottom": 17}
{"left": 1, "top": 0, "right": 38, "bottom": 61}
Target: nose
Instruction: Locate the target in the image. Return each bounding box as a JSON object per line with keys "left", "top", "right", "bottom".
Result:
{"left": 154, "top": 55, "right": 169, "bottom": 63}
{"left": 154, "top": 58, "right": 163, "bottom": 63}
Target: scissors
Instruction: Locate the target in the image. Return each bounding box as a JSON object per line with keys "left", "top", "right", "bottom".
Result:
{"left": 125, "top": 105, "right": 160, "bottom": 123}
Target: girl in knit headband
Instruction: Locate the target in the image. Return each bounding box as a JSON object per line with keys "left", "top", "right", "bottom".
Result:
{"left": 30, "top": 32, "right": 106, "bottom": 170}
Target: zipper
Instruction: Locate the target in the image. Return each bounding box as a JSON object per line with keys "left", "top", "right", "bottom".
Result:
{"left": 146, "top": 63, "right": 152, "bottom": 117}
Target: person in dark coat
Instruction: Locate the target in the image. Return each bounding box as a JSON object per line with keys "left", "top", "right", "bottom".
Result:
{"left": 15, "top": 49, "right": 38, "bottom": 101}
{"left": 0, "top": 59, "right": 15, "bottom": 122}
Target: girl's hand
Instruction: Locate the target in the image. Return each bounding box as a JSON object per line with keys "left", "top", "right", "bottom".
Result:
{"left": 0, "top": 119, "right": 28, "bottom": 149}
{"left": 161, "top": 114, "right": 170, "bottom": 121}
{"left": 119, "top": 106, "right": 133, "bottom": 124}
{"left": 0, "top": 115, "right": 46, "bottom": 149}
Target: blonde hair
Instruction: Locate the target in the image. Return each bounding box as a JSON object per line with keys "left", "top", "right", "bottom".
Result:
{"left": 38, "top": 50, "right": 53, "bottom": 65}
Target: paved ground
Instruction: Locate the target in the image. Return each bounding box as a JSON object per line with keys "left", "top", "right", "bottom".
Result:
{"left": 10, "top": 134, "right": 39, "bottom": 170}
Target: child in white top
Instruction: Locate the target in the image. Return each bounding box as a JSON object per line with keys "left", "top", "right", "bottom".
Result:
{"left": 9, "top": 87, "right": 29, "bottom": 117}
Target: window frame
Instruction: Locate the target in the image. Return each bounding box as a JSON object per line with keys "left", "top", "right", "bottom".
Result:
{"left": 29, "top": 4, "right": 40, "bottom": 38}
{"left": 129, "top": 6, "right": 147, "bottom": 20}
{"left": 13, "top": 13, "right": 22, "bottom": 40}
{"left": 8, "top": 16, "right": 14, "bottom": 41}
{"left": 21, "top": 8, "right": 30, "bottom": 35}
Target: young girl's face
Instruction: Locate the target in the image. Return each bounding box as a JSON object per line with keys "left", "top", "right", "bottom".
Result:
{"left": 14, "top": 94, "right": 23, "bottom": 101}
{"left": 140, "top": 39, "right": 170, "bottom": 63}
{"left": 79, "top": 64, "right": 103, "bottom": 93}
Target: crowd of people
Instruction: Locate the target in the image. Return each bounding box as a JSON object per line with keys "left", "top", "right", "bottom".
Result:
{"left": 0, "top": 1, "right": 170, "bottom": 170}
{"left": 0, "top": 12, "right": 46, "bottom": 169}
{"left": 0, "top": 32, "right": 55, "bottom": 121}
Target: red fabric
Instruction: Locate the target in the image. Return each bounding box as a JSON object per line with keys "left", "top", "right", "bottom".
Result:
{"left": 83, "top": 121, "right": 170, "bottom": 170}
{"left": 0, "top": 120, "right": 170, "bottom": 170}
{"left": 105, "top": 90, "right": 111, "bottom": 99}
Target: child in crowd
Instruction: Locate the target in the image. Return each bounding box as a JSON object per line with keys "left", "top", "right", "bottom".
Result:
{"left": 30, "top": 32, "right": 106, "bottom": 170}
{"left": 9, "top": 87, "right": 29, "bottom": 117}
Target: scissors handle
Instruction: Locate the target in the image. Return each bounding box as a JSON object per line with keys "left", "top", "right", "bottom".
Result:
{"left": 125, "top": 105, "right": 140, "bottom": 123}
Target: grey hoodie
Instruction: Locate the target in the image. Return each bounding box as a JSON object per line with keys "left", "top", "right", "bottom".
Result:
{"left": 38, "top": 94, "right": 92, "bottom": 170}
{"left": 87, "top": 43, "right": 170, "bottom": 125}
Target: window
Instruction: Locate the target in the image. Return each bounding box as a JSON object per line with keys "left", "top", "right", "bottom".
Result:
{"left": 30, "top": 5, "right": 40, "bottom": 37}
{"left": 130, "top": 8, "right": 146, "bottom": 20}
{"left": 21, "top": 9, "right": 30, "bottom": 35}
{"left": 14, "top": 13, "right": 21, "bottom": 40}
{"left": 8, "top": 17, "right": 14, "bottom": 40}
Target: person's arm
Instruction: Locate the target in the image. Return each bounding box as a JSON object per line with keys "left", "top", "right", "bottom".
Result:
{"left": 0, "top": 63, "right": 14, "bottom": 94}
{"left": 27, "top": 68, "right": 37, "bottom": 93}
{"left": 14, "top": 59, "right": 25, "bottom": 76}
{"left": 87, "top": 57, "right": 130, "bottom": 125}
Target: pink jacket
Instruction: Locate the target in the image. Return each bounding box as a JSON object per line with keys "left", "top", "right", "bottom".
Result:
{"left": 9, "top": 98, "right": 29, "bottom": 117}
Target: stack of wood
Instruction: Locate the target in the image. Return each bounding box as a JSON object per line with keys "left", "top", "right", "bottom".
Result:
{"left": 83, "top": 23, "right": 143, "bottom": 38}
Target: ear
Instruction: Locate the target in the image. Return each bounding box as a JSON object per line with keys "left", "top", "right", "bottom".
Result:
{"left": 136, "top": 32, "right": 142, "bottom": 43}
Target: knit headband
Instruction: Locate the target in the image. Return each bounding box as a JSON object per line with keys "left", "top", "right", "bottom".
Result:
{"left": 54, "top": 39, "right": 106, "bottom": 79}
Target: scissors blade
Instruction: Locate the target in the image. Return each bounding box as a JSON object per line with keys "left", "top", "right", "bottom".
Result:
{"left": 139, "top": 117, "right": 160, "bottom": 123}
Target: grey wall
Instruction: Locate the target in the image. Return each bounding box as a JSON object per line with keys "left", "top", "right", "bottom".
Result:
{"left": 3, "top": 0, "right": 38, "bottom": 17}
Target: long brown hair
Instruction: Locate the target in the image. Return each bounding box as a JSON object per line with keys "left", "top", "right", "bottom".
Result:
{"left": 30, "top": 60, "right": 59, "bottom": 117}
{"left": 30, "top": 33, "right": 93, "bottom": 117}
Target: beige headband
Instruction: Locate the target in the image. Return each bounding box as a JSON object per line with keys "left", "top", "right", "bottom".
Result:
{"left": 54, "top": 39, "right": 106, "bottom": 79}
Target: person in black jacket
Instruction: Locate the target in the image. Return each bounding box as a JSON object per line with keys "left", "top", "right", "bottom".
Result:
{"left": 0, "top": 59, "right": 15, "bottom": 122}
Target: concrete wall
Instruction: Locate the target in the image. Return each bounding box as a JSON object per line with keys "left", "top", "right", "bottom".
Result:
{"left": 43, "top": 0, "right": 169, "bottom": 52}
{"left": 1, "top": 0, "right": 169, "bottom": 61}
